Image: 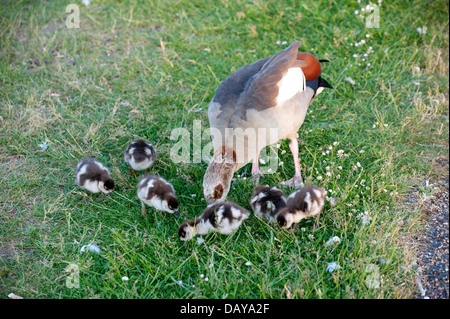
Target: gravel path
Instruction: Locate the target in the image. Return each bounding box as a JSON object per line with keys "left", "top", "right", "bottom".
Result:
{"left": 415, "top": 174, "right": 449, "bottom": 299}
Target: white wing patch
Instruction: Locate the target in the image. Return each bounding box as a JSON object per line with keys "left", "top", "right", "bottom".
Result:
{"left": 276, "top": 67, "right": 306, "bottom": 104}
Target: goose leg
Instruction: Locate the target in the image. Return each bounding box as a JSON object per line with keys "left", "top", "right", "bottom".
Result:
{"left": 141, "top": 201, "right": 147, "bottom": 216}
{"left": 251, "top": 153, "right": 264, "bottom": 183}
{"left": 281, "top": 138, "right": 303, "bottom": 188}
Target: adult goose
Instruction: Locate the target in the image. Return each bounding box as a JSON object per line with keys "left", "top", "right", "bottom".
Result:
{"left": 203, "top": 41, "right": 332, "bottom": 203}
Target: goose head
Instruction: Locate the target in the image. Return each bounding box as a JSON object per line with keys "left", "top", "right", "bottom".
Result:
{"left": 202, "top": 145, "right": 238, "bottom": 204}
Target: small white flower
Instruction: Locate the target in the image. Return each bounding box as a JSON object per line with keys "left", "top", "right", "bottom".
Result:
{"left": 279, "top": 161, "right": 284, "bottom": 167}
{"left": 281, "top": 150, "right": 286, "bottom": 155}
{"left": 357, "top": 211, "right": 372, "bottom": 225}
{"left": 359, "top": 149, "right": 365, "bottom": 153}
{"left": 259, "top": 158, "right": 266, "bottom": 164}
{"left": 122, "top": 276, "right": 129, "bottom": 281}
{"left": 204, "top": 277, "right": 209, "bottom": 281}
{"left": 191, "top": 194, "right": 197, "bottom": 198}
{"left": 177, "top": 280, "right": 183, "bottom": 285}
{"left": 245, "top": 261, "right": 252, "bottom": 266}
{"left": 337, "top": 165, "right": 342, "bottom": 170}
{"left": 317, "top": 176, "right": 323, "bottom": 180}
{"left": 326, "top": 172, "right": 332, "bottom": 177}
{"left": 333, "top": 141, "right": 339, "bottom": 146}
{"left": 326, "top": 196, "right": 336, "bottom": 207}
{"left": 204, "top": 48, "right": 211, "bottom": 52}
{"left": 337, "top": 150, "right": 344, "bottom": 157}
{"left": 308, "top": 234, "right": 314, "bottom": 240}
{"left": 326, "top": 236, "right": 341, "bottom": 246}
{"left": 356, "top": 162, "right": 361, "bottom": 167}
{"left": 38, "top": 142, "right": 48, "bottom": 152}
{"left": 200, "top": 274, "right": 204, "bottom": 278}
{"left": 412, "top": 81, "right": 421, "bottom": 86}
{"left": 326, "top": 262, "right": 342, "bottom": 272}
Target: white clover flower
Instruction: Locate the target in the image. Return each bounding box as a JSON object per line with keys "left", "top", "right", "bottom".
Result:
{"left": 204, "top": 277, "right": 209, "bottom": 281}
{"left": 326, "top": 196, "right": 336, "bottom": 207}
{"left": 336, "top": 174, "right": 341, "bottom": 179}
{"left": 337, "top": 150, "right": 345, "bottom": 157}
{"left": 326, "top": 236, "right": 341, "bottom": 246}
{"left": 356, "top": 162, "right": 361, "bottom": 167}
{"left": 122, "top": 276, "right": 129, "bottom": 281}
{"left": 177, "top": 280, "right": 183, "bottom": 285}
{"left": 245, "top": 261, "right": 252, "bottom": 266}
{"left": 326, "top": 172, "right": 332, "bottom": 177}
{"left": 357, "top": 211, "right": 372, "bottom": 225}
{"left": 279, "top": 161, "right": 284, "bottom": 166}
{"left": 200, "top": 273, "right": 204, "bottom": 278}
{"left": 326, "top": 262, "right": 342, "bottom": 272}
{"left": 359, "top": 149, "right": 365, "bottom": 153}
{"left": 281, "top": 150, "right": 286, "bottom": 155}
{"left": 333, "top": 141, "right": 339, "bottom": 146}
{"left": 308, "top": 234, "right": 314, "bottom": 240}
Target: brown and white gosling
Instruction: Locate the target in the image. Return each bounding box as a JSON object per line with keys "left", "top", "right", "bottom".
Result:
{"left": 137, "top": 174, "right": 179, "bottom": 217}
{"left": 250, "top": 185, "right": 287, "bottom": 222}
{"left": 75, "top": 157, "right": 115, "bottom": 194}
{"left": 276, "top": 185, "right": 325, "bottom": 229}
{"left": 124, "top": 140, "right": 156, "bottom": 175}
{"left": 178, "top": 201, "right": 250, "bottom": 241}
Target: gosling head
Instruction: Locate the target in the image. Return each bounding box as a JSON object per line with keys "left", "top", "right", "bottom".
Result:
{"left": 276, "top": 207, "right": 295, "bottom": 229}
{"left": 178, "top": 220, "right": 196, "bottom": 241}
{"left": 202, "top": 146, "right": 238, "bottom": 204}
{"left": 99, "top": 178, "right": 115, "bottom": 194}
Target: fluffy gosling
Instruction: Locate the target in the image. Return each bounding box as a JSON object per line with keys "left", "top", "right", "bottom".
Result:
{"left": 124, "top": 140, "right": 156, "bottom": 175}
{"left": 250, "top": 185, "right": 287, "bottom": 222}
{"left": 178, "top": 201, "right": 249, "bottom": 241}
{"left": 277, "top": 185, "right": 325, "bottom": 229}
{"left": 75, "top": 157, "right": 114, "bottom": 194}
{"left": 137, "top": 174, "right": 179, "bottom": 217}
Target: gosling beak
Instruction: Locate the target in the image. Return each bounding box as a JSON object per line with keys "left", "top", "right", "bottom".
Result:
{"left": 173, "top": 212, "right": 180, "bottom": 218}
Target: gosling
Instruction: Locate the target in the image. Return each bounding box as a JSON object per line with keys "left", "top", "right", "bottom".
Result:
{"left": 124, "top": 140, "right": 156, "bottom": 175}
{"left": 137, "top": 174, "right": 179, "bottom": 217}
{"left": 277, "top": 185, "right": 325, "bottom": 229}
{"left": 250, "top": 185, "right": 287, "bottom": 222}
{"left": 75, "top": 157, "right": 114, "bottom": 194}
{"left": 178, "top": 201, "right": 249, "bottom": 241}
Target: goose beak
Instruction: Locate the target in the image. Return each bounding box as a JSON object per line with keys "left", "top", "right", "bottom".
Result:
{"left": 173, "top": 212, "right": 180, "bottom": 218}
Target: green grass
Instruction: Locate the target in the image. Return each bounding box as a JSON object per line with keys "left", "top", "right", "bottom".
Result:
{"left": 0, "top": 0, "right": 448, "bottom": 299}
